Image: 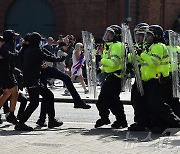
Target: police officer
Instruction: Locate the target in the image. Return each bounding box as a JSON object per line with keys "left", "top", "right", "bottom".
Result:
{"left": 163, "top": 30, "right": 180, "bottom": 118}
{"left": 139, "top": 25, "right": 180, "bottom": 133}
{"left": 128, "top": 23, "right": 150, "bottom": 131}
{"left": 95, "top": 25, "right": 127, "bottom": 129}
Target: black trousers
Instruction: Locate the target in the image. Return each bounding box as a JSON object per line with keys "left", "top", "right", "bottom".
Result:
{"left": 131, "top": 80, "right": 148, "bottom": 126}
{"left": 17, "top": 93, "right": 28, "bottom": 119}
{"left": 96, "top": 74, "right": 127, "bottom": 123}
{"left": 40, "top": 66, "right": 81, "bottom": 103}
{"left": 144, "top": 78, "right": 180, "bottom": 128}
{"left": 19, "top": 85, "right": 55, "bottom": 123}
{"left": 38, "top": 66, "right": 83, "bottom": 121}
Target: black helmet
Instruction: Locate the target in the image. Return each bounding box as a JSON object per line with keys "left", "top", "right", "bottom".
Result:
{"left": 29, "top": 32, "right": 42, "bottom": 47}
{"left": 164, "top": 30, "right": 174, "bottom": 45}
{"left": 147, "top": 25, "right": 165, "bottom": 43}
{"left": 103, "top": 25, "right": 121, "bottom": 42}
{"left": 134, "top": 23, "right": 149, "bottom": 33}
{"left": 134, "top": 23, "right": 149, "bottom": 43}
{"left": 164, "top": 30, "right": 174, "bottom": 40}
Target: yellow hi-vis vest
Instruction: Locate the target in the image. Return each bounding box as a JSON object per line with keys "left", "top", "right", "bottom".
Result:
{"left": 140, "top": 43, "right": 170, "bottom": 81}
{"left": 100, "top": 42, "right": 124, "bottom": 78}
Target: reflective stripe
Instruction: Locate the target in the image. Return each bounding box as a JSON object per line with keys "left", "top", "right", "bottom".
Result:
{"left": 141, "top": 62, "right": 169, "bottom": 66}
{"left": 111, "top": 59, "right": 119, "bottom": 66}
{"left": 163, "top": 55, "right": 169, "bottom": 58}
{"left": 152, "top": 58, "right": 158, "bottom": 66}
{"left": 111, "top": 54, "right": 121, "bottom": 60}
{"left": 107, "top": 45, "right": 112, "bottom": 58}
{"left": 160, "top": 62, "right": 169, "bottom": 65}
{"left": 151, "top": 53, "right": 161, "bottom": 60}
{"left": 141, "top": 63, "right": 148, "bottom": 66}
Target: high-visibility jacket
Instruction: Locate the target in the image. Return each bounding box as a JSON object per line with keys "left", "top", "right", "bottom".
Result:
{"left": 134, "top": 42, "right": 148, "bottom": 65}
{"left": 100, "top": 41, "right": 124, "bottom": 78}
{"left": 140, "top": 43, "right": 170, "bottom": 81}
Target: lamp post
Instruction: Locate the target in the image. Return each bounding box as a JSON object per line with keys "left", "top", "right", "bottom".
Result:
{"left": 124, "top": 0, "right": 131, "bottom": 25}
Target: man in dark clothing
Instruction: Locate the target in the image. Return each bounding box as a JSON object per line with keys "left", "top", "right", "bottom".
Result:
{"left": 0, "top": 30, "right": 19, "bottom": 124}
{"left": 15, "top": 32, "right": 66, "bottom": 131}
{"left": 36, "top": 65, "right": 91, "bottom": 126}
{"left": 36, "top": 42, "right": 91, "bottom": 127}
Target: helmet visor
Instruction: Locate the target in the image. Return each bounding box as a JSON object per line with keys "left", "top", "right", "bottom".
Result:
{"left": 134, "top": 31, "right": 146, "bottom": 43}
{"left": 102, "top": 28, "right": 115, "bottom": 42}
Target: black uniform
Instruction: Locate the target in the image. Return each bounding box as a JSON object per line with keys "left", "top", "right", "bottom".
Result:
{"left": 15, "top": 32, "right": 65, "bottom": 131}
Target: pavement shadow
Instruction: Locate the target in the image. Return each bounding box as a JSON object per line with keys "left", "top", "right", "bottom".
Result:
{"left": 169, "top": 139, "right": 180, "bottom": 147}
{"left": 82, "top": 128, "right": 162, "bottom": 142}
{"left": 54, "top": 126, "right": 162, "bottom": 143}
{"left": 0, "top": 129, "right": 43, "bottom": 136}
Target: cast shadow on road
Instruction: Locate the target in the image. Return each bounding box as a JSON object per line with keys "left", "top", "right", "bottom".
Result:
{"left": 1, "top": 124, "right": 180, "bottom": 148}
{"left": 56, "top": 126, "right": 162, "bottom": 142}
{"left": 56, "top": 126, "right": 180, "bottom": 147}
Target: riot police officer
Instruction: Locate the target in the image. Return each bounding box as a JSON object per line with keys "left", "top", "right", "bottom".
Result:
{"left": 164, "top": 30, "right": 180, "bottom": 118}
{"left": 95, "top": 25, "right": 127, "bottom": 129}
{"left": 128, "top": 23, "right": 150, "bottom": 131}
{"left": 139, "top": 25, "right": 180, "bottom": 133}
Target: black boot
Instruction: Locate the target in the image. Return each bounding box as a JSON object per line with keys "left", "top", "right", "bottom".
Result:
{"left": 111, "top": 120, "right": 128, "bottom": 129}
{"left": 15, "top": 123, "right": 33, "bottom": 131}
{"left": 95, "top": 118, "right": 110, "bottom": 128}
{"left": 6, "top": 112, "right": 18, "bottom": 125}
{"left": 74, "top": 101, "right": 91, "bottom": 109}
{"left": 36, "top": 119, "right": 47, "bottom": 127}
{"left": 128, "top": 123, "right": 146, "bottom": 131}
{"left": 48, "top": 119, "right": 63, "bottom": 128}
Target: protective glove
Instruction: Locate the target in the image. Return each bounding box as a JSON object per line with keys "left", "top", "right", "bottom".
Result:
{"left": 96, "top": 68, "right": 101, "bottom": 74}
{"left": 126, "top": 63, "right": 133, "bottom": 74}
{"left": 136, "top": 48, "right": 143, "bottom": 56}
{"left": 96, "top": 55, "right": 102, "bottom": 62}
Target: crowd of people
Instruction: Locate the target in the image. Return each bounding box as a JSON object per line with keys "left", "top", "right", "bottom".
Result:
{"left": 0, "top": 31, "right": 91, "bottom": 131}
{"left": 0, "top": 22, "right": 180, "bottom": 133}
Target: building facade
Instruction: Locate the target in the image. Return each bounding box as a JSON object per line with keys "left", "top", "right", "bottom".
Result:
{"left": 0, "top": 0, "right": 179, "bottom": 39}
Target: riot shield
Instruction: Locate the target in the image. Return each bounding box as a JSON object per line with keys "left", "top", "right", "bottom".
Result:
{"left": 82, "top": 31, "right": 97, "bottom": 98}
{"left": 126, "top": 28, "right": 144, "bottom": 96}
{"left": 121, "top": 23, "right": 144, "bottom": 95}
{"left": 121, "top": 23, "right": 131, "bottom": 92}
{"left": 169, "top": 31, "right": 180, "bottom": 98}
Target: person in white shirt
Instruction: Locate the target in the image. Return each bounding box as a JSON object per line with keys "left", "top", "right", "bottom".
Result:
{"left": 70, "top": 42, "right": 88, "bottom": 94}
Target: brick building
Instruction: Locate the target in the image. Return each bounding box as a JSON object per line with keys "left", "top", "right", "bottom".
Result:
{"left": 0, "top": 0, "right": 179, "bottom": 39}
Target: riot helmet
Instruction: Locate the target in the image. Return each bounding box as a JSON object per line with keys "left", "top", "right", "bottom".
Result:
{"left": 134, "top": 23, "right": 149, "bottom": 33}
{"left": 146, "top": 25, "right": 165, "bottom": 44}
{"left": 164, "top": 30, "right": 174, "bottom": 45}
{"left": 134, "top": 23, "right": 149, "bottom": 43}
{"left": 102, "top": 25, "right": 121, "bottom": 42}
